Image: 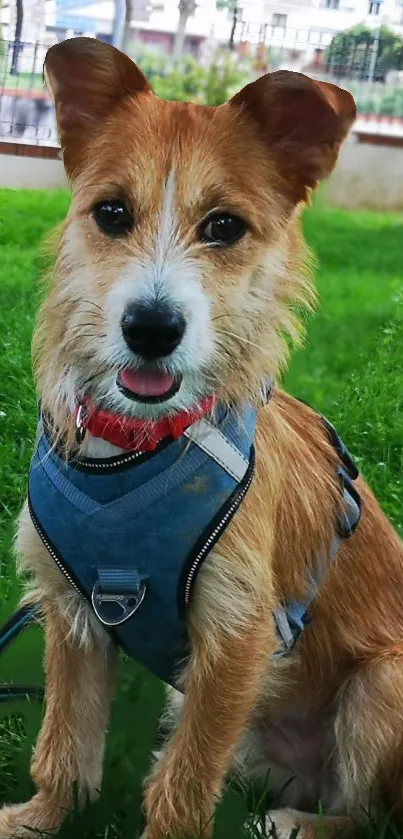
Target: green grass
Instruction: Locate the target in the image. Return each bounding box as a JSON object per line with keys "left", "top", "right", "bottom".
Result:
{"left": 0, "top": 188, "right": 402, "bottom": 838}
{"left": 0, "top": 71, "right": 45, "bottom": 92}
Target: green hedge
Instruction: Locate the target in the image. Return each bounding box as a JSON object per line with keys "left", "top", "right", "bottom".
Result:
{"left": 130, "top": 46, "right": 250, "bottom": 105}
{"left": 355, "top": 86, "right": 403, "bottom": 117}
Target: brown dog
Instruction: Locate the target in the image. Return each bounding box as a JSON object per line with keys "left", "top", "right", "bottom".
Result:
{"left": 0, "top": 36, "right": 402, "bottom": 839}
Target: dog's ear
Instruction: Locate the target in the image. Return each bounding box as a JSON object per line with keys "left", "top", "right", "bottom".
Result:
{"left": 230, "top": 71, "right": 355, "bottom": 203}
{"left": 44, "top": 37, "right": 151, "bottom": 176}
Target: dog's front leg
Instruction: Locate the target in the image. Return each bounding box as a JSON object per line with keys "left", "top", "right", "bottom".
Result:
{"left": 0, "top": 601, "right": 116, "bottom": 838}
{"left": 143, "top": 612, "right": 274, "bottom": 839}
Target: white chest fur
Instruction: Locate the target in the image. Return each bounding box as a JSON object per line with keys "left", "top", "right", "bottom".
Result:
{"left": 84, "top": 436, "right": 125, "bottom": 458}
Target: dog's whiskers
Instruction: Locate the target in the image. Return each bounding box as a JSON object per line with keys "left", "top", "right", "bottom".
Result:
{"left": 74, "top": 322, "right": 104, "bottom": 329}
{"left": 215, "top": 329, "right": 264, "bottom": 353}
{"left": 63, "top": 298, "right": 104, "bottom": 313}
{"left": 80, "top": 366, "right": 111, "bottom": 388}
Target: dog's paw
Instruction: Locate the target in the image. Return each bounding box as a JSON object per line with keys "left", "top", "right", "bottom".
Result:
{"left": 0, "top": 804, "right": 30, "bottom": 839}
{"left": 263, "top": 809, "right": 355, "bottom": 839}
{"left": 0, "top": 794, "right": 66, "bottom": 838}
{"left": 0, "top": 803, "right": 43, "bottom": 839}
{"left": 143, "top": 759, "right": 214, "bottom": 839}
{"left": 264, "top": 808, "right": 304, "bottom": 839}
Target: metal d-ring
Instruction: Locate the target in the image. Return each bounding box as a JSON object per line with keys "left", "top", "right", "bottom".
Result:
{"left": 75, "top": 404, "right": 87, "bottom": 445}
{"left": 91, "top": 580, "right": 147, "bottom": 627}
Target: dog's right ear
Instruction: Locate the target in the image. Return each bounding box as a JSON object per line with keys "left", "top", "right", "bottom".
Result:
{"left": 44, "top": 37, "right": 151, "bottom": 176}
{"left": 230, "top": 71, "right": 355, "bottom": 204}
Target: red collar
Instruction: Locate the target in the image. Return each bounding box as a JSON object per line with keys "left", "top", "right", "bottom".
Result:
{"left": 74, "top": 394, "right": 216, "bottom": 452}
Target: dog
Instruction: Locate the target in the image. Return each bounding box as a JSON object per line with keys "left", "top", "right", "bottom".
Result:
{"left": 0, "top": 35, "right": 402, "bottom": 839}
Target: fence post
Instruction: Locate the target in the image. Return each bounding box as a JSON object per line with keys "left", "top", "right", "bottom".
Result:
{"left": 31, "top": 43, "right": 39, "bottom": 91}
{"left": 368, "top": 29, "right": 380, "bottom": 84}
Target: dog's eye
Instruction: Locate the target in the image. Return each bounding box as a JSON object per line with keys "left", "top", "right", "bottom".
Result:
{"left": 200, "top": 213, "right": 247, "bottom": 246}
{"left": 92, "top": 199, "right": 133, "bottom": 237}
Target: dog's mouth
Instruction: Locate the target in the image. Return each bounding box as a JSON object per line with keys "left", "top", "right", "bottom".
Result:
{"left": 116, "top": 368, "right": 182, "bottom": 404}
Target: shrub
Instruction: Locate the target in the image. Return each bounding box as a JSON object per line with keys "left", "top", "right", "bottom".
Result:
{"left": 325, "top": 24, "right": 403, "bottom": 82}
{"left": 129, "top": 44, "right": 250, "bottom": 105}
{"left": 203, "top": 51, "right": 249, "bottom": 105}
{"left": 356, "top": 96, "right": 378, "bottom": 114}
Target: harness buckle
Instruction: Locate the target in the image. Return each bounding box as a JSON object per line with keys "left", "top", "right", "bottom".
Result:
{"left": 335, "top": 466, "right": 362, "bottom": 539}
{"left": 91, "top": 580, "right": 147, "bottom": 627}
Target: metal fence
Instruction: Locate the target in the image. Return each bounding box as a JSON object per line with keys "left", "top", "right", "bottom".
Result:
{"left": 0, "top": 40, "right": 58, "bottom": 146}
{"left": 234, "top": 24, "right": 403, "bottom": 134}
{"left": 1, "top": 29, "right": 403, "bottom": 148}
{"left": 240, "top": 24, "right": 403, "bottom": 77}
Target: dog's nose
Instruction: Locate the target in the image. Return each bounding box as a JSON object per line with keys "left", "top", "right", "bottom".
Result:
{"left": 121, "top": 303, "right": 186, "bottom": 360}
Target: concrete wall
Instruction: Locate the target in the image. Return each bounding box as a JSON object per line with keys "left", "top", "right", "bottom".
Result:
{"left": 324, "top": 133, "right": 403, "bottom": 212}
{"left": 0, "top": 154, "right": 67, "bottom": 190}
{"left": 1, "top": 134, "right": 403, "bottom": 212}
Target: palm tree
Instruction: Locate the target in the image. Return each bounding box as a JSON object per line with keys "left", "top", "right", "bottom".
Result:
{"left": 123, "top": 0, "right": 132, "bottom": 52}
{"left": 112, "top": 0, "right": 133, "bottom": 51}
{"left": 228, "top": 2, "right": 238, "bottom": 50}
{"left": 216, "top": 0, "right": 238, "bottom": 50}
{"left": 11, "top": 0, "right": 23, "bottom": 75}
{"left": 173, "top": 0, "right": 196, "bottom": 59}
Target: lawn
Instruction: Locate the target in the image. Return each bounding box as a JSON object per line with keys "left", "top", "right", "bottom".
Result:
{"left": 0, "top": 71, "right": 45, "bottom": 92}
{"left": 0, "top": 188, "right": 402, "bottom": 838}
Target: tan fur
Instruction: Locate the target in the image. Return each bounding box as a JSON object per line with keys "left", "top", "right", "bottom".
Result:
{"left": 0, "top": 604, "right": 116, "bottom": 838}
{"left": 2, "top": 36, "right": 403, "bottom": 839}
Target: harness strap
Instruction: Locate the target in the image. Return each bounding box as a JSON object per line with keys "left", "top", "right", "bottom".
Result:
{"left": 184, "top": 418, "right": 249, "bottom": 482}
{"left": 0, "top": 604, "right": 44, "bottom": 703}
{"left": 273, "top": 462, "right": 361, "bottom": 655}
{"left": 0, "top": 604, "right": 40, "bottom": 654}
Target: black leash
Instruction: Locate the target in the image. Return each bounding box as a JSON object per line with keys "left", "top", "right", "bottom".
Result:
{"left": 0, "top": 604, "right": 44, "bottom": 703}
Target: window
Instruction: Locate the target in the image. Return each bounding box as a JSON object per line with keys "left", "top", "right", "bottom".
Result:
{"left": 325, "top": 0, "right": 339, "bottom": 8}
{"left": 368, "top": 0, "right": 381, "bottom": 12}
{"left": 272, "top": 12, "right": 287, "bottom": 27}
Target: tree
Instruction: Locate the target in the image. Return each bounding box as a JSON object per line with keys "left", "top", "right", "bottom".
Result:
{"left": 112, "top": 0, "right": 134, "bottom": 51}
{"left": 10, "top": 0, "right": 23, "bottom": 76}
{"left": 123, "top": 0, "right": 132, "bottom": 53}
{"left": 216, "top": 0, "right": 238, "bottom": 51}
{"left": 326, "top": 24, "right": 403, "bottom": 82}
{"left": 112, "top": 0, "right": 125, "bottom": 48}
{"left": 172, "top": 0, "right": 196, "bottom": 59}
{"left": 378, "top": 28, "right": 403, "bottom": 76}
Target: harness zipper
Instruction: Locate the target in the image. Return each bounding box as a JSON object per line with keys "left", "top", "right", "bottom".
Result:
{"left": 77, "top": 449, "right": 145, "bottom": 470}
{"left": 183, "top": 462, "right": 255, "bottom": 607}
{"left": 30, "top": 437, "right": 255, "bottom": 614}
{"left": 28, "top": 496, "right": 86, "bottom": 600}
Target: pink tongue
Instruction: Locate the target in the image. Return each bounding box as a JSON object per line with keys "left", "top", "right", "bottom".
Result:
{"left": 120, "top": 368, "right": 175, "bottom": 397}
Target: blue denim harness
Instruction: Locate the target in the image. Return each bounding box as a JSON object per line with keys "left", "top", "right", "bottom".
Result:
{"left": 28, "top": 403, "right": 361, "bottom": 687}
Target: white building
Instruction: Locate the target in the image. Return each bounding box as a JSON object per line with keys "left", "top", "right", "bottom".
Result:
{"left": 1, "top": 0, "right": 55, "bottom": 41}
{"left": 1, "top": 0, "right": 402, "bottom": 53}
{"left": 58, "top": 0, "right": 403, "bottom": 48}
{"left": 237, "top": 0, "right": 403, "bottom": 53}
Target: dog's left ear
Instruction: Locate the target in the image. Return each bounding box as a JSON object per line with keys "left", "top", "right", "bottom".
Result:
{"left": 44, "top": 37, "right": 151, "bottom": 176}
{"left": 230, "top": 71, "right": 355, "bottom": 203}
